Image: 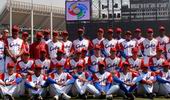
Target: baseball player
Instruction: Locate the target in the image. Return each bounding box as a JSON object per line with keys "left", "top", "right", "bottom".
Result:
{"left": 47, "top": 31, "right": 64, "bottom": 59}
{"left": 133, "top": 28, "right": 145, "bottom": 45}
{"left": 92, "top": 28, "right": 105, "bottom": 45}
{"left": 137, "top": 64, "right": 156, "bottom": 99}
{"left": 154, "top": 61, "right": 170, "bottom": 97}
{"left": 25, "top": 64, "right": 47, "bottom": 100}
{"left": 140, "top": 28, "right": 159, "bottom": 57}
{"left": 0, "top": 33, "right": 5, "bottom": 73}
{"left": 119, "top": 31, "right": 138, "bottom": 58}
{"left": 149, "top": 48, "right": 166, "bottom": 71}
{"left": 114, "top": 27, "right": 125, "bottom": 44}
{"left": 35, "top": 49, "right": 51, "bottom": 75}
{"left": 81, "top": 49, "right": 89, "bottom": 65}
{"left": 0, "top": 62, "right": 22, "bottom": 100}
{"left": 100, "top": 28, "right": 119, "bottom": 57}
{"left": 5, "top": 25, "right": 24, "bottom": 71}
{"left": 165, "top": 36, "right": 170, "bottom": 61}
{"left": 42, "top": 29, "right": 51, "bottom": 44}
{"left": 73, "top": 64, "right": 101, "bottom": 99}
{"left": 22, "top": 32, "right": 29, "bottom": 52}
{"left": 114, "top": 62, "right": 138, "bottom": 100}
{"left": 72, "top": 28, "right": 93, "bottom": 52}
{"left": 61, "top": 31, "right": 73, "bottom": 58}
{"left": 47, "top": 64, "right": 73, "bottom": 100}
{"left": 156, "top": 26, "right": 169, "bottom": 50}
{"left": 104, "top": 47, "right": 122, "bottom": 72}
{"left": 88, "top": 44, "right": 104, "bottom": 73}
{"left": 30, "top": 31, "right": 48, "bottom": 59}
{"left": 92, "top": 61, "right": 120, "bottom": 99}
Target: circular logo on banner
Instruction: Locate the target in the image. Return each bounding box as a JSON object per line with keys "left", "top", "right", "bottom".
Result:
{"left": 68, "top": 2, "right": 88, "bottom": 19}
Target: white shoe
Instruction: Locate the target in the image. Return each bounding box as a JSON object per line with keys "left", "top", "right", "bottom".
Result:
{"left": 62, "top": 93, "right": 71, "bottom": 100}
{"left": 106, "top": 94, "right": 112, "bottom": 99}
{"left": 54, "top": 95, "right": 59, "bottom": 100}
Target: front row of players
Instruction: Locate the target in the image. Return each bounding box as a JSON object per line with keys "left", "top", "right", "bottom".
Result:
{"left": 1, "top": 59, "right": 170, "bottom": 100}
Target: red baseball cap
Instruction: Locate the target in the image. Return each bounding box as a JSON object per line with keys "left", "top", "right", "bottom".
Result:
{"left": 98, "top": 28, "right": 104, "bottom": 33}
{"left": 115, "top": 27, "right": 122, "bottom": 33}
{"left": 125, "top": 31, "right": 132, "bottom": 35}
{"left": 22, "top": 32, "right": 29, "bottom": 37}
{"left": 123, "top": 62, "right": 130, "bottom": 67}
{"left": 157, "top": 47, "right": 163, "bottom": 52}
{"left": 147, "top": 28, "right": 153, "bottom": 33}
{"left": 132, "top": 47, "right": 138, "bottom": 53}
{"left": 35, "top": 64, "right": 42, "bottom": 69}
{"left": 135, "top": 28, "right": 141, "bottom": 33}
{"left": 36, "top": 32, "right": 43, "bottom": 38}
{"left": 56, "top": 63, "right": 63, "bottom": 68}
{"left": 108, "top": 28, "right": 113, "bottom": 33}
{"left": 53, "top": 31, "right": 59, "bottom": 36}
{"left": 94, "top": 44, "right": 101, "bottom": 50}
{"left": 98, "top": 61, "right": 106, "bottom": 67}
{"left": 141, "top": 64, "right": 149, "bottom": 69}
{"left": 78, "top": 28, "right": 84, "bottom": 33}
{"left": 162, "top": 61, "right": 169, "bottom": 67}
{"left": 110, "top": 48, "right": 117, "bottom": 52}
{"left": 62, "top": 31, "right": 68, "bottom": 36}
{"left": 77, "top": 64, "right": 84, "bottom": 68}
{"left": 7, "top": 62, "right": 15, "bottom": 68}
{"left": 12, "top": 25, "right": 20, "bottom": 32}
{"left": 57, "top": 49, "right": 65, "bottom": 54}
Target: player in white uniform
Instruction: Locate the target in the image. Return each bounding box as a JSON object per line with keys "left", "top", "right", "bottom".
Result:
{"left": 62, "top": 31, "right": 73, "bottom": 58}
{"left": 140, "top": 28, "right": 159, "bottom": 57}
{"left": 0, "top": 33, "right": 5, "bottom": 73}
{"left": 100, "top": 29, "right": 119, "bottom": 57}
{"left": 47, "top": 31, "right": 64, "bottom": 59}
{"left": 137, "top": 64, "right": 156, "bottom": 99}
{"left": 154, "top": 61, "right": 170, "bottom": 97}
{"left": 114, "top": 27, "right": 125, "bottom": 44}
{"left": 119, "top": 31, "right": 137, "bottom": 58}
{"left": 92, "top": 61, "right": 120, "bottom": 99}
{"left": 5, "top": 25, "right": 24, "bottom": 72}
{"left": 41, "top": 29, "right": 51, "bottom": 44}
{"left": 72, "top": 28, "right": 93, "bottom": 52}
{"left": 156, "top": 26, "right": 169, "bottom": 51}
{"left": 88, "top": 44, "right": 104, "bottom": 73}
{"left": 104, "top": 48, "right": 122, "bottom": 72}
{"left": 92, "top": 28, "right": 105, "bottom": 45}
{"left": 25, "top": 64, "right": 47, "bottom": 100}
{"left": 47, "top": 64, "right": 73, "bottom": 100}
{"left": 35, "top": 49, "right": 51, "bottom": 75}
{"left": 0, "top": 62, "right": 22, "bottom": 100}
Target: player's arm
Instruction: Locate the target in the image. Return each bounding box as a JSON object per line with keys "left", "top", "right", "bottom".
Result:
{"left": 0, "top": 74, "right": 5, "bottom": 86}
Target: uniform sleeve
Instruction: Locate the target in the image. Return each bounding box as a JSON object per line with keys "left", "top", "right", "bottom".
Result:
{"left": 0, "top": 73, "right": 4, "bottom": 81}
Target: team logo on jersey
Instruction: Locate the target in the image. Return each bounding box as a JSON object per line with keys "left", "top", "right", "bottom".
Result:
{"left": 9, "top": 43, "right": 20, "bottom": 47}
{"left": 65, "top": 45, "right": 71, "bottom": 48}
{"left": 76, "top": 44, "right": 86, "bottom": 48}
{"left": 145, "top": 44, "right": 156, "bottom": 49}
{"left": 105, "top": 44, "right": 115, "bottom": 48}
{"left": 124, "top": 44, "right": 134, "bottom": 49}
{"left": 50, "top": 46, "right": 60, "bottom": 51}
{"left": 92, "top": 61, "right": 97, "bottom": 66}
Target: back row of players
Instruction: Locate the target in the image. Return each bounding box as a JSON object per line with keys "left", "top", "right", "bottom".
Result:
{"left": 0, "top": 25, "right": 170, "bottom": 99}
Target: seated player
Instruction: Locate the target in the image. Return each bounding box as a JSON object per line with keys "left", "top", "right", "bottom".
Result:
{"left": 25, "top": 64, "right": 47, "bottom": 100}
{"left": 47, "top": 64, "right": 73, "bottom": 100}
{"left": 0, "top": 62, "right": 22, "bottom": 100}
{"left": 92, "top": 61, "right": 119, "bottom": 99}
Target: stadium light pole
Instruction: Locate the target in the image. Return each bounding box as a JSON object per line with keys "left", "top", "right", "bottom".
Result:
{"left": 31, "top": 0, "right": 34, "bottom": 43}
{"left": 9, "top": 0, "right": 12, "bottom": 36}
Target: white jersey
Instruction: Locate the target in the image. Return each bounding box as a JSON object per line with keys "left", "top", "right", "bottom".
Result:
{"left": 101, "top": 39, "right": 119, "bottom": 56}
{"left": 73, "top": 38, "right": 91, "bottom": 51}
{"left": 51, "top": 58, "right": 68, "bottom": 69}
{"left": 69, "top": 58, "right": 85, "bottom": 69}
{"left": 47, "top": 41, "right": 64, "bottom": 59}
{"left": 0, "top": 73, "right": 21, "bottom": 83}
{"left": 156, "top": 36, "right": 169, "bottom": 50}
{"left": 139, "top": 71, "right": 155, "bottom": 81}
{"left": 41, "top": 39, "right": 52, "bottom": 44}
{"left": 149, "top": 56, "right": 165, "bottom": 67}
{"left": 120, "top": 40, "right": 137, "bottom": 57}
{"left": 117, "top": 72, "right": 135, "bottom": 83}
{"left": 7, "top": 37, "right": 23, "bottom": 56}
{"left": 63, "top": 40, "right": 72, "bottom": 57}
{"left": 133, "top": 37, "right": 145, "bottom": 45}
{"left": 165, "top": 43, "right": 170, "bottom": 60}
{"left": 92, "top": 38, "right": 104, "bottom": 45}
{"left": 126, "top": 57, "right": 143, "bottom": 68}
{"left": 35, "top": 59, "right": 51, "bottom": 74}
{"left": 27, "top": 74, "right": 47, "bottom": 86}
{"left": 141, "top": 38, "right": 159, "bottom": 57}
{"left": 0, "top": 41, "right": 5, "bottom": 58}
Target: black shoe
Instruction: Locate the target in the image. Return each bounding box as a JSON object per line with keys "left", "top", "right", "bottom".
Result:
{"left": 148, "top": 93, "right": 155, "bottom": 99}
{"left": 129, "top": 93, "right": 136, "bottom": 100}
{"left": 122, "top": 94, "right": 128, "bottom": 99}
{"left": 82, "top": 94, "right": 87, "bottom": 99}
{"left": 165, "top": 94, "right": 170, "bottom": 98}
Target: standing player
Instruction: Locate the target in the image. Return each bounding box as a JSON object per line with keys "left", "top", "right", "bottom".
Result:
{"left": 133, "top": 28, "right": 145, "bottom": 45}
{"left": 30, "top": 31, "right": 48, "bottom": 59}
{"left": 100, "top": 28, "right": 119, "bottom": 57}
{"left": 0, "top": 62, "right": 22, "bottom": 100}
{"left": 92, "top": 28, "right": 105, "bottom": 45}
{"left": 22, "top": 32, "right": 29, "bottom": 52}
{"left": 114, "top": 27, "right": 125, "bottom": 44}
{"left": 119, "top": 31, "right": 138, "bottom": 58}
{"left": 42, "top": 29, "right": 51, "bottom": 44}
{"left": 0, "top": 32, "right": 5, "bottom": 73}
{"left": 62, "top": 31, "right": 73, "bottom": 58}
{"left": 47, "top": 31, "right": 64, "bottom": 59}
{"left": 5, "top": 25, "right": 24, "bottom": 71}
{"left": 72, "top": 28, "right": 93, "bottom": 52}
{"left": 156, "top": 26, "right": 169, "bottom": 50}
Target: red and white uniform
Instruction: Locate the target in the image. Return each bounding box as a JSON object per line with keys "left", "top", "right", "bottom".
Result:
{"left": 0, "top": 41, "right": 5, "bottom": 73}
{"left": 126, "top": 57, "right": 144, "bottom": 69}
{"left": 149, "top": 56, "right": 165, "bottom": 67}
{"left": 35, "top": 59, "right": 51, "bottom": 74}
{"left": 72, "top": 38, "right": 93, "bottom": 51}
{"left": 69, "top": 58, "right": 85, "bottom": 70}
{"left": 165, "top": 42, "right": 170, "bottom": 60}
{"left": 0, "top": 73, "right": 21, "bottom": 96}
{"left": 88, "top": 55, "right": 104, "bottom": 72}
{"left": 63, "top": 40, "right": 72, "bottom": 57}
{"left": 156, "top": 36, "right": 169, "bottom": 50}
{"left": 16, "top": 59, "right": 34, "bottom": 76}
{"left": 41, "top": 39, "right": 51, "bottom": 44}
{"left": 100, "top": 39, "right": 119, "bottom": 56}
{"left": 26, "top": 74, "right": 47, "bottom": 95}
{"left": 133, "top": 37, "right": 145, "bottom": 45}
{"left": 51, "top": 58, "right": 69, "bottom": 69}
{"left": 120, "top": 40, "right": 137, "bottom": 57}
{"left": 47, "top": 41, "right": 64, "bottom": 59}
{"left": 140, "top": 38, "right": 159, "bottom": 57}
{"left": 92, "top": 38, "right": 105, "bottom": 45}
{"left": 105, "top": 56, "right": 122, "bottom": 72}
{"left": 22, "top": 42, "right": 29, "bottom": 52}
{"left": 49, "top": 72, "right": 73, "bottom": 96}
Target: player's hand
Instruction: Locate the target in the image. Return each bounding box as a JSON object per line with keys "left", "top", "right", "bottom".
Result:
{"left": 5, "top": 82, "right": 13, "bottom": 86}
{"left": 57, "top": 82, "right": 63, "bottom": 86}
